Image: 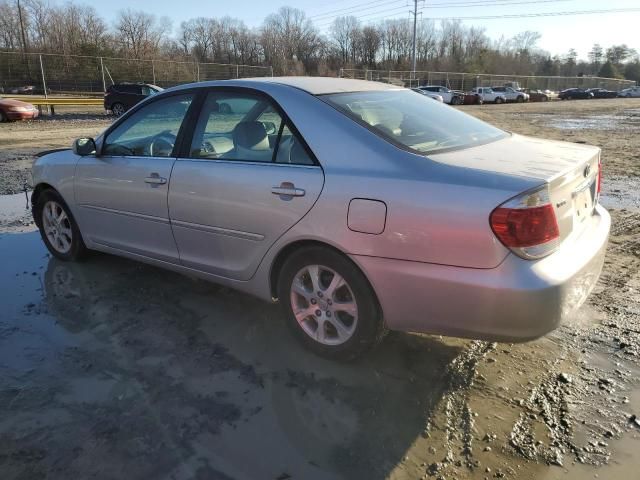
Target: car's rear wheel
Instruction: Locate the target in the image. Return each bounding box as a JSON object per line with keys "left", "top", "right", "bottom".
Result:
{"left": 111, "top": 102, "right": 125, "bottom": 116}
{"left": 277, "top": 246, "right": 385, "bottom": 361}
{"left": 35, "top": 190, "right": 88, "bottom": 261}
{"left": 542, "top": 96, "right": 548, "bottom": 102}
{"left": 516, "top": 96, "right": 524, "bottom": 103}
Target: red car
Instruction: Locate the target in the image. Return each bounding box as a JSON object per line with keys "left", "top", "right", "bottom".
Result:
{"left": 0, "top": 98, "right": 39, "bottom": 122}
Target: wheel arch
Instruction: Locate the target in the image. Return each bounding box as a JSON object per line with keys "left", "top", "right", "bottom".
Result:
{"left": 31, "top": 182, "right": 57, "bottom": 225}
{"left": 268, "top": 239, "right": 382, "bottom": 317}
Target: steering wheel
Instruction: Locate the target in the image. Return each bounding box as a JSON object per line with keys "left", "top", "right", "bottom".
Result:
{"left": 201, "top": 140, "right": 216, "bottom": 155}
{"left": 149, "top": 131, "right": 176, "bottom": 157}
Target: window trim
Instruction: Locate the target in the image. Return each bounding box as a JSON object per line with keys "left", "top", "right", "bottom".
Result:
{"left": 99, "top": 88, "right": 202, "bottom": 158}
{"left": 177, "top": 85, "right": 320, "bottom": 167}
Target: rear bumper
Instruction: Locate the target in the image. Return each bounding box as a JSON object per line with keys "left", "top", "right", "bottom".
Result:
{"left": 352, "top": 205, "right": 610, "bottom": 342}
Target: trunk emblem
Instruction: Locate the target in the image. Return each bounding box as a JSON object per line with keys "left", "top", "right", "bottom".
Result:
{"left": 583, "top": 164, "right": 591, "bottom": 177}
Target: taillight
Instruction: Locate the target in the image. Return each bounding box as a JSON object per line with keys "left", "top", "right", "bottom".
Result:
{"left": 490, "top": 186, "right": 560, "bottom": 260}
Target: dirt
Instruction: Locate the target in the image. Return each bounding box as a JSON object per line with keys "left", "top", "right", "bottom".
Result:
{"left": 1, "top": 99, "right": 640, "bottom": 480}
{"left": 0, "top": 107, "right": 112, "bottom": 195}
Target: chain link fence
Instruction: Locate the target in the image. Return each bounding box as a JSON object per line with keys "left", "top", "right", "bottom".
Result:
{"left": 340, "top": 68, "right": 636, "bottom": 92}
{"left": 0, "top": 51, "right": 273, "bottom": 95}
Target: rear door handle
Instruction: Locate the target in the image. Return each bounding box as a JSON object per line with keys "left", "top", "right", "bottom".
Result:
{"left": 145, "top": 174, "right": 167, "bottom": 185}
{"left": 272, "top": 183, "right": 305, "bottom": 197}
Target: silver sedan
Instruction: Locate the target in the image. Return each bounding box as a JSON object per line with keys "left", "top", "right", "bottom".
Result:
{"left": 31, "top": 77, "right": 610, "bottom": 360}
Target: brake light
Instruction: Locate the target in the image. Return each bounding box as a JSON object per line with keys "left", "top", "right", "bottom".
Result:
{"left": 490, "top": 186, "right": 560, "bottom": 260}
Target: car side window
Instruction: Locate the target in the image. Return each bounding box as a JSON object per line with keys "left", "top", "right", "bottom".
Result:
{"left": 102, "top": 93, "right": 193, "bottom": 157}
{"left": 275, "top": 124, "right": 314, "bottom": 166}
{"left": 190, "top": 92, "right": 283, "bottom": 163}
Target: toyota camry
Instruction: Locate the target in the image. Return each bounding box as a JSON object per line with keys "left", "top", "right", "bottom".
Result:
{"left": 31, "top": 77, "right": 610, "bottom": 360}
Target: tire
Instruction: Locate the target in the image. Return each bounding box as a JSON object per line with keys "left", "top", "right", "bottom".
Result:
{"left": 495, "top": 97, "right": 504, "bottom": 104}
{"left": 542, "top": 96, "right": 548, "bottom": 102}
{"left": 35, "top": 189, "right": 88, "bottom": 261}
{"left": 277, "top": 246, "right": 386, "bottom": 361}
{"left": 111, "top": 102, "right": 125, "bottom": 116}
{"left": 0, "top": 109, "right": 7, "bottom": 122}
{"left": 516, "top": 96, "right": 524, "bottom": 103}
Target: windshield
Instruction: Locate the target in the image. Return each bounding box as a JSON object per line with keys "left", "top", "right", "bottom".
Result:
{"left": 322, "top": 90, "right": 507, "bottom": 154}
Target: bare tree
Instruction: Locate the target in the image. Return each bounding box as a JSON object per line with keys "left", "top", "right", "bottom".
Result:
{"left": 114, "top": 9, "right": 170, "bottom": 59}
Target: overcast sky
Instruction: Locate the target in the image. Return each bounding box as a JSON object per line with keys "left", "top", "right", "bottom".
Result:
{"left": 57, "top": 0, "right": 640, "bottom": 60}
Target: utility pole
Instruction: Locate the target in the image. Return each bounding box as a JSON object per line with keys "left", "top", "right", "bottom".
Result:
{"left": 410, "top": 0, "right": 424, "bottom": 82}
{"left": 17, "top": 0, "right": 31, "bottom": 78}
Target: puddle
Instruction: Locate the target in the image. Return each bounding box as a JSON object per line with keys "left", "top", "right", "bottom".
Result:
{"left": 528, "top": 110, "right": 640, "bottom": 131}
{"left": 0, "top": 229, "right": 463, "bottom": 479}
{"left": 0, "top": 190, "right": 34, "bottom": 232}
{"left": 549, "top": 115, "right": 633, "bottom": 130}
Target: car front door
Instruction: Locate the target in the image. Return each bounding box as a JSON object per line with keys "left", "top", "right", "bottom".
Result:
{"left": 75, "top": 92, "right": 195, "bottom": 262}
{"left": 168, "top": 89, "right": 324, "bottom": 280}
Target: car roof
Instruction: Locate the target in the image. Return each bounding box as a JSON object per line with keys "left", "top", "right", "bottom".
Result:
{"left": 172, "top": 77, "right": 403, "bottom": 95}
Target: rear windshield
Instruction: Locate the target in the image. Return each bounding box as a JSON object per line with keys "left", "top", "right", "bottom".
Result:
{"left": 322, "top": 90, "right": 508, "bottom": 154}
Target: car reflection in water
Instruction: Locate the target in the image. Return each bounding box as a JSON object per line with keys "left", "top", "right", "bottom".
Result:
{"left": 0, "top": 237, "right": 466, "bottom": 479}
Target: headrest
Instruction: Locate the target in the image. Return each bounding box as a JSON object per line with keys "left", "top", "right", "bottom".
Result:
{"left": 233, "top": 121, "right": 269, "bottom": 151}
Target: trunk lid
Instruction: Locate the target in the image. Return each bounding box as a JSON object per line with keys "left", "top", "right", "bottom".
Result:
{"left": 430, "top": 133, "right": 601, "bottom": 243}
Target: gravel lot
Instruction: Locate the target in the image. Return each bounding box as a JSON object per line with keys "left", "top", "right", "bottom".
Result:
{"left": 0, "top": 99, "right": 639, "bottom": 480}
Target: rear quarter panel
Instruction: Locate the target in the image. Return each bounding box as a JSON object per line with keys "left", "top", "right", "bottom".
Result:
{"left": 251, "top": 85, "right": 538, "bottom": 269}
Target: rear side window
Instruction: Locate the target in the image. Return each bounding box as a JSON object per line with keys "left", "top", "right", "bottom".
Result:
{"left": 323, "top": 90, "right": 507, "bottom": 155}
{"left": 275, "top": 125, "right": 314, "bottom": 165}
{"left": 117, "top": 85, "right": 140, "bottom": 94}
{"left": 189, "top": 91, "right": 315, "bottom": 166}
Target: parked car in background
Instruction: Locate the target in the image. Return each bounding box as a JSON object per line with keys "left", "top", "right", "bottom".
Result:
{"left": 558, "top": 88, "right": 594, "bottom": 100}
{"left": 0, "top": 98, "right": 39, "bottom": 122}
{"left": 30, "top": 77, "right": 610, "bottom": 359}
{"left": 617, "top": 86, "right": 640, "bottom": 98}
{"left": 491, "top": 86, "right": 529, "bottom": 103}
{"left": 586, "top": 88, "right": 618, "bottom": 99}
{"left": 418, "top": 86, "right": 464, "bottom": 105}
{"left": 470, "top": 87, "right": 507, "bottom": 104}
{"left": 459, "top": 91, "right": 483, "bottom": 105}
{"left": 523, "top": 89, "right": 549, "bottom": 102}
{"left": 9, "top": 85, "right": 35, "bottom": 95}
{"left": 104, "top": 83, "right": 163, "bottom": 116}
{"left": 411, "top": 88, "right": 444, "bottom": 102}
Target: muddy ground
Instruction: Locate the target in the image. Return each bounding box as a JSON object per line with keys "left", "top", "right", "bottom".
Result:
{"left": 1, "top": 99, "right": 639, "bottom": 480}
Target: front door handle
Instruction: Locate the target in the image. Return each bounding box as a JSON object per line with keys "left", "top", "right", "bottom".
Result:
{"left": 272, "top": 182, "right": 305, "bottom": 198}
{"left": 145, "top": 173, "right": 167, "bottom": 185}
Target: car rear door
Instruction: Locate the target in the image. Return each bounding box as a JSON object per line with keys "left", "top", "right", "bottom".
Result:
{"left": 75, "top": 91, "right": 196, "bottom": 262}
{"left": 168, "top": 88, "right": 324, "bottom": 281}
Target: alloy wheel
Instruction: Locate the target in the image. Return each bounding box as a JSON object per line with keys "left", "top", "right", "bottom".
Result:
{"left": 42, "top": 200, "right": 73, "bottom": 254}
{"left": 289, "top": 264, "right": 358, "bottom": 346}
{"left": 112, "top": 103, "right": 125, "bottom": 116}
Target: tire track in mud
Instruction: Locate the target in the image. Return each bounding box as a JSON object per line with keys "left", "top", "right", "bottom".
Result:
{"left": 506, "top": 209, "right": 640, "bottom": 470}
{"left": 425, "top": 341, "right": 495, "bottom": 476}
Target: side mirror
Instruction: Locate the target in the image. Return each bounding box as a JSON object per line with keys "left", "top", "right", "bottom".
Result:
{"left": 72, "top": 137, "right": 97, "bottom": 156}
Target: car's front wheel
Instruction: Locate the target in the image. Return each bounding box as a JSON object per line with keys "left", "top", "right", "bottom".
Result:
{"left": 495, "top": 97, "right": 504, "bottom": 104}
{"left": 277, "top": 246, "right": 385, "bottom": 361}
{"left": 35, "top": 189, "right": 88, "bottom": 261}
{"left": 0, "top": 109, "right": 7, "bottom": 122}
